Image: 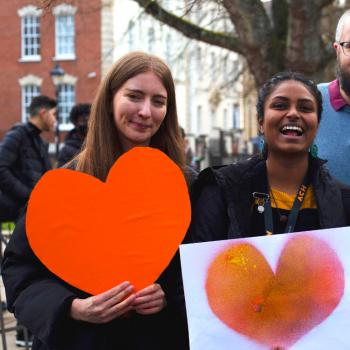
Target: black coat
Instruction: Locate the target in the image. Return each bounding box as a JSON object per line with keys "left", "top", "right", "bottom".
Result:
{"left": 189, "top": 155, "right": 350, "bottom": 243}
{"left": 57, "top": 129, "right": 84, "bottom": 167}
{"left": 2, "top": 158, "right": 194, "bottom": 350}
{"left": 0, "top": 122, "right": 51, "bottom": 219}
{"left": 2, "top": 216, "right": 189, "bottom": 350}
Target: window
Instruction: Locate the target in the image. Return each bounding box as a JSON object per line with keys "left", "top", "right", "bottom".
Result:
{"left": 222, "top": 56, "right": 228, "bottom": 80}
{"left": 22, "top": 85, "right": 41, "bottom": 122}
{"left": 56, "top": 15, "right": 75, "bottom": 58}
{"left": 233, "top": 103, "right": 240, "bottom": 129}
{"left": 18, "top": 6, "right": 42, "bottom": 61}
{"left": 211, "top": 52, "right": 216, "bottom": 81}
{"left": 58, "top": 84, "right": 75, "bottom": 127}
{"left": 223, "top": 108, "right": 228, "bottom": 129}
{"left": 197, "top": 106, "right": 202, "bottom": 134}
{"left": 128, "top": 21, "right": 135, "bottom": 50}
{"left": 19, "top": 75, "right": 42, "bottom": 122}
{"left": 22, "top": 17, "right": 40, "bottom": 58}
{"left": 148, "top": 28, "right": 155, "bottom": 53}
{"left": 211, "top": 108, "right": 217, "bottom": 128}
{"left": 196, "top": 46, "right": 202, "bottom": 80}
{"left": 165, "top": 33, "right": 172, "bottom": 65}
{"left": 53, "top": 4, "right": 76, "bottom": 59}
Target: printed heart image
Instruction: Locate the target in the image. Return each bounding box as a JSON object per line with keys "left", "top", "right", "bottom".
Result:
{"left": 26, "top": 147, "right": 191, "bottom": 295}
{"left": 205, "top": 235, "right": 344, "bottom": 349}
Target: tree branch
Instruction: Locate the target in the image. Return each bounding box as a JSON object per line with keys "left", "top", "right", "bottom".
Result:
{"left": 222, "top": 0, "right": 272, "bottom": 50}
{"left": 132, "top": 0, "right": 243, "bottom": 54}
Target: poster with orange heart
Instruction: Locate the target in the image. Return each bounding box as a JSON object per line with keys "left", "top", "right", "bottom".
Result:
{"left": 180, "top": 227, "right": 350, "bottom": 350}
{"left": 26, "top": 147, "right": 191, "bottom": 295}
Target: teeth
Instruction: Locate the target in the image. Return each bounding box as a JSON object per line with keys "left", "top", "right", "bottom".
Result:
{"left": 281, "top": 125, "right": 303, "bottom": 133}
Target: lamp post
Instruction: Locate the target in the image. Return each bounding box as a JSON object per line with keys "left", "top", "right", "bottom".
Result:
{"left": 50, "top": 63, "right": 65, "bottom": 163}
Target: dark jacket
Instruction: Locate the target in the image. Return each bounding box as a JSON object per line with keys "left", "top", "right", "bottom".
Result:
{"left": 0, "top": 122, "right": 51, "bottom": 220}
{"left": 189, "top": 155, "right": 350, "bottom": 243}
{"left": 2, "top": 162, "right": 194, "bottom": 350}
{"left": 57, "top": 129, "right": 84, "bottom": 167}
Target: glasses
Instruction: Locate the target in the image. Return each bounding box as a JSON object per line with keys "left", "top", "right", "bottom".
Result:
{"left": 339, "top": 41, "right": 350, "bottom": 56}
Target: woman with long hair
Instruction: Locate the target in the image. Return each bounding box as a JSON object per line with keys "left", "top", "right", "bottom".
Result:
{"left": 190, "top": 71, "right": 350, "bottom": 243}
{"left": 2, "top": 52, "right": 191, "bottom": 350}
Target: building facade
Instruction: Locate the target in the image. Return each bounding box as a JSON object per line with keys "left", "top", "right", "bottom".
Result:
{"left": 0, "top": 0, "right": 104, "bottom": 144}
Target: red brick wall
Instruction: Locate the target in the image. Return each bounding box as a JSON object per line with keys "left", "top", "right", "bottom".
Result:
{"left": 0, "top": 0, "right": 102, "bottom": 141}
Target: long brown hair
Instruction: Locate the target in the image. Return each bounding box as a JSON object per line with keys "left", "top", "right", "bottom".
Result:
{"left": 75, "top": 52, "right": 185, "bottom": 181}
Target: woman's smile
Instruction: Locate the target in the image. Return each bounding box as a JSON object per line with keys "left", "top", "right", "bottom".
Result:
{"left": 259, "top": 80, "right": 319, "bottom": 155}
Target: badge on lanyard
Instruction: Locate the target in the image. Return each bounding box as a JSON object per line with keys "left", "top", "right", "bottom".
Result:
{"left": 252, "top": 192, "right": 270, "bottom": 214}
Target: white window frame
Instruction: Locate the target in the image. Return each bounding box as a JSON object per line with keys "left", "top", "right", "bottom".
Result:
{"left": 53, "top": 74, "right": 77, "bottom": 130}
{"left": 58, "top": 84, "right": 75, "bottom": 129}
{"left": 53, "top": 4, "right": 77, "bottom": 60}
{"left": 19, "top": 75, "right": 43, "bottom": 122}
{"left": 233, "top": 103, "right": 240, "bottom": 129}
{"left": 18, "top": 6, "right": 42, "bottom": 62}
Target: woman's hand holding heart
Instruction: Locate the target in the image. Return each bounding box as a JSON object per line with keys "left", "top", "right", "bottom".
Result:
{"left": 70, "top": 281, "right": 136, "bottom": 323}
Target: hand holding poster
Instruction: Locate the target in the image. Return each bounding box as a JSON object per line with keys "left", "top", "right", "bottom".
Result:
{"left": 180, "top": 227, "right": 350, "bottom": 349}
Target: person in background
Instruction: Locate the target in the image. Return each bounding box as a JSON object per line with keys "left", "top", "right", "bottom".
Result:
{"left": 0, "top": 95, "right": 56, "bottom": 347}
{"left": 316, "top": 9, "right": 350, "bottom": 185}
{"left": 180, "top": 126, "right": 195, "bottom": 169}
{"left": 2, "top": 52, "right": 191, "bottom": 350}
{"left": 0, "top": 95, "right": 56, "bottom": 222}
{"left": 57, "top": 103, "right": 91, "bottom": 167}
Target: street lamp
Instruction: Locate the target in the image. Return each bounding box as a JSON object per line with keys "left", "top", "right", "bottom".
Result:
{"left": 50, "top": 62, "right": 65, "bottom": 163}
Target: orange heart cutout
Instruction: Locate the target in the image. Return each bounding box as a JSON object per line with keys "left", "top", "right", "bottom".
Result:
{"left": 26, "top": 147, "right": 191, "bottom": 295}
{"left": 206, "top": 235, "right": 344, "bottom": 349}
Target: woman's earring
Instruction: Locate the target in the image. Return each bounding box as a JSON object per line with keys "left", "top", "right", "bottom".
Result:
{"left": 260, "top": 136, "right": 267, "bottom": 158}
{"left": 260, "top": 137, "right": 265, "bottom": 151}
{"left": 309, "top": 143, "right": 318, "bottom": 158}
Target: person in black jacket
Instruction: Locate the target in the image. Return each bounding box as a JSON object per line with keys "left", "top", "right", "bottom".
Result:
{"left": 0, "top": 95, "right": 56, "bottom": 222}
{"left": 0, "top": 95, "right": 56, "bottom": 346}
{"left": 2, "top": 52, "right": 190, "bottom": 350}
{"left": 57, "top": 103, "right": 91, "bottom": 167}
{"left": 190, "top": 71, "right": 350, "bottom": 245}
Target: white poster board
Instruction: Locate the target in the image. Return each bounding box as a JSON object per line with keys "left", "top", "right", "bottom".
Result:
{"left": 180, "top": 227, "right": 350, "bottom": 349}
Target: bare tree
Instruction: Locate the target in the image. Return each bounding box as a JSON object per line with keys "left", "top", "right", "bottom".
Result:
{"left": 40, "top": 0, "right": 343, "bottom": 88}
{"left": 131, "top": 0, "right": 342, "bottom": 88}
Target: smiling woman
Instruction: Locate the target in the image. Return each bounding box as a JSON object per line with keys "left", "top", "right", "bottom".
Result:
{"left": 259, "top": 80, "right": 319, "bottom": 157}
{"left": 75, "top": 52, "right": 186, "bottom": 182}
{"left": 1, "top": 52, "right": 193, "bottom": 350}
{"left": 113, "top": 71, "right": 168, "bottom": 151}
{"left": 189, "top": 70, "right": 350, "bottom": 244}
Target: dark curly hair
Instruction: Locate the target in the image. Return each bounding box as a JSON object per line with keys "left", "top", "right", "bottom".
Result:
{"left": 256, "top": 71, "right": 323, "bottom": 126}
{"left": 69, "top": 103, "right": 91, "bottom": 125}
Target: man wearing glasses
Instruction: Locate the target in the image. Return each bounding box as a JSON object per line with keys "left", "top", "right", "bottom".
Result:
{"left": 316, "top": 10, "right": 350, "bottom": 185}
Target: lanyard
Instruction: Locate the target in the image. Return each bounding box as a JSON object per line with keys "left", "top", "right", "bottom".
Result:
{"left": 252, "top": 162, "right": 311, "bottom": 236}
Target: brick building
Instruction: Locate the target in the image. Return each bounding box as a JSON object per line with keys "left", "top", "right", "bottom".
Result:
{"left": 0, "top": 0, "right": 113, "bottom": 147}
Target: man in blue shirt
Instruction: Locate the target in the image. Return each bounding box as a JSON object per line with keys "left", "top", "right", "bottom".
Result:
{"left": 316, "top": 10, "right": 350, "bottom": 185}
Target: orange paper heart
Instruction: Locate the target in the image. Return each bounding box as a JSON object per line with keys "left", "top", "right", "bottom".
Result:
{"left": 26, "top": 147, "right": 191, "bottom": 295}
{"left": 206, "top": 235, "right": 344, "bottom": 348}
